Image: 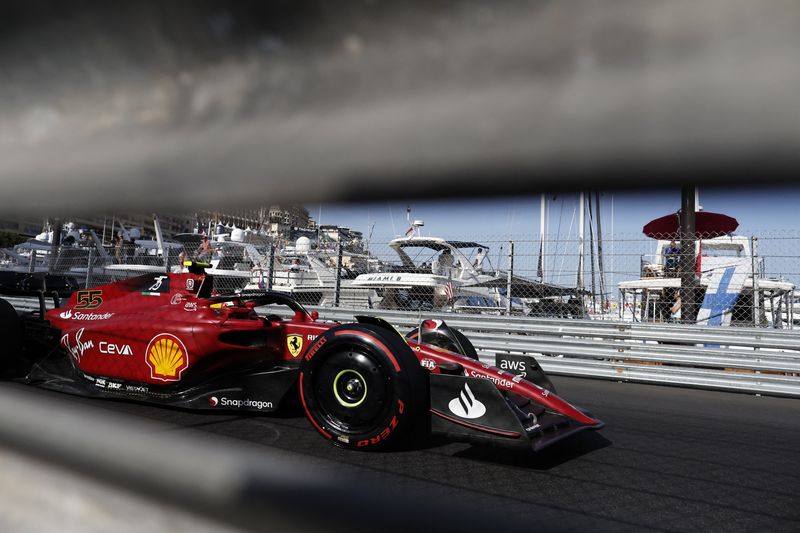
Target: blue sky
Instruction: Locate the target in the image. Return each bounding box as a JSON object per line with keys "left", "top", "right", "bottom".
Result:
{"left": 307, "top": 186, "right": 800, "bottom": 243}
{"left": 307, "top": 186, "right": 800, "bottom": 290}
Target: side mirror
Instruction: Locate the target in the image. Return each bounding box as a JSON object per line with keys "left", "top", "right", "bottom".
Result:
{"left": 310, "top": 311, "right": 319, "bottom": 321}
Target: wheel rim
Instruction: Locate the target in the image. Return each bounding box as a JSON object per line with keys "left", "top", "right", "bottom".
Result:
{"left": 312, "top": 347, "right": 392, "bottom": 434}
{"left": 332, "top": 369, "right": 368, "bottom": 407}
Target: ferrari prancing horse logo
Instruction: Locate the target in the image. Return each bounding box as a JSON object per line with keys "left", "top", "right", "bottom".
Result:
{"left": 286, "top": 335, "right": 303, "bottom": 357}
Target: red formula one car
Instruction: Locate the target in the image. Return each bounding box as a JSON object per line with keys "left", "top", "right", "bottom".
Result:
{"left": 0, "top": 264, "right": 603, "bottom": 451}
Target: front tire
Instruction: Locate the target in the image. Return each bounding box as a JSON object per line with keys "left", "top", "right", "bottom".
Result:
{"left": 406, "top": 326, "right": 479, "bottom": 360}
{"left": 299, "top": 323, "right": 428, "bottom": 450}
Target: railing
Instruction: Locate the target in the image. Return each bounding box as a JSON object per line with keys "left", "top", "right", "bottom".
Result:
{"left": 12, "top": 230, "right": 799, "bottom": 329}
{"left": 304, "top": 307, "right": 800, "bottom": 398}
{"left": 8, "top": 295, "right": 800, "bottom": 397}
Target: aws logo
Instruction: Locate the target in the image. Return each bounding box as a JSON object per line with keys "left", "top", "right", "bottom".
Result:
{"left": 145, "top": 333, "right": 189, "bottom": 381}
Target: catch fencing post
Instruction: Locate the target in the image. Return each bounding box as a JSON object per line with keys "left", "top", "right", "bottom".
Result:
{"left": 85, "top": 248, "right": 94, "bottom": 289}
{"left": 267, "top": 244, "right": 275, "bottom": 291}
{"left": 751, "top": 236, "right": 759, "bottom": 327}
{"left": 506, "top": 241, "right": 514, "bottom": 315}
{"left": 49, "top": 220, "right": 62, "bottom": 273}
{"left": 334, "top": 243, "right": 343, "bottom": 307}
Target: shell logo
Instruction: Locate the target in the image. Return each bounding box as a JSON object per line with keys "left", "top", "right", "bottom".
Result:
{"left": 145, "top": 333, "right": 189, "bottom": 382}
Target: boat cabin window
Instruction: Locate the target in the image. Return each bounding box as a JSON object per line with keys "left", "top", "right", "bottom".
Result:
{"left": 700, "top": 244, "right": 746, "bottom": 257}
{"left": 391, "top": 246, "right": 447, "bottom": 273}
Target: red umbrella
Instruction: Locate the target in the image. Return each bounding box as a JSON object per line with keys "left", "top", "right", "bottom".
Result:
{"left": 642, "top": 211, "right": 738, "bottom": 239}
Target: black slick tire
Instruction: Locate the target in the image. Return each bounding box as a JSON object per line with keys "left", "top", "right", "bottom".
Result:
{"left": 299, "top": 323, "right": 428, "bottom": 450}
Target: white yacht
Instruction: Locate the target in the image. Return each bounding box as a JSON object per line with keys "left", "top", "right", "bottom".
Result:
{"left": 352, "top": 236, "right": 502, "bottom": 311}
{"left": 618, "top": 235, "right": 794, "bottom": 327}
{"left": 246, "top": 237, "right": 373, "bottom": 307}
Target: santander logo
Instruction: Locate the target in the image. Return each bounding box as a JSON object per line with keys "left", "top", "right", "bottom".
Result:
{"left": 448, "top": 382, "right": 486, "bottom": 419}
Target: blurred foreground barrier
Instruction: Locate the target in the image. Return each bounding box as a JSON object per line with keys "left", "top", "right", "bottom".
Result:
{"left": 307, "top": 307, "right": 800, "bottom": 398}
{"left": 4, "top": 1, "right": 800, "bottom": 215}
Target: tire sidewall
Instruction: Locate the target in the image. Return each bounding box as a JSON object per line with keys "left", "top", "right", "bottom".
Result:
{"left": 300, "top": 323, "right": 428, "bottom": 449}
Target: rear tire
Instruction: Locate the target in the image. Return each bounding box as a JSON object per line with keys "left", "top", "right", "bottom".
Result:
{"left": 299, "top": 323, "right": 429, "bottom": 450}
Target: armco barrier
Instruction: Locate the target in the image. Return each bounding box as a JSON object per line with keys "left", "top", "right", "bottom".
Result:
{"left": 7, "top": 297, "right": 800, "bottom": 397}
{"left": 304, "top": 307, "right": 800, "bottom": 398}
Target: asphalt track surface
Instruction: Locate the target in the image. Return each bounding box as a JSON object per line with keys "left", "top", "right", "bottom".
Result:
{"left": 9, "top": 377, "right": 800, "bottom": 532}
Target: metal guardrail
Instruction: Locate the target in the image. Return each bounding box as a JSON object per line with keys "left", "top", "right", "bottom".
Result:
{"left": 8, "top": 296, "right": 800, "bottom": 397}
{"left": 305, "top": 307, "right": 800, "bottom": 398}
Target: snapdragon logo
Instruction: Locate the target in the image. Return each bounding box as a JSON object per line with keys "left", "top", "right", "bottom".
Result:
{"left": 209, "top": 397, "right": 273, "bottom": 410}
{"left": 448, "top": 382, "right": 486, "bottom": 419}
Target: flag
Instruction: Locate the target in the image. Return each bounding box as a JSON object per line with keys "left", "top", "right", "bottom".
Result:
{"left": 696, "top": 240, "right": 703, "bottom": 275}
{"left": 536, "top": 239, "right": 544, "bottom": 280}
{"left": 405, "top": 225, "right": 415, "bottom": 237}
{"left": 445, "top": 268, "right": 454, "bottom": 303}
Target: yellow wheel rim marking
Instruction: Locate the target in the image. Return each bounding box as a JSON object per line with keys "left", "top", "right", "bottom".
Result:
{"left": 333, "top": 369, "right": 367, "bottom": 408}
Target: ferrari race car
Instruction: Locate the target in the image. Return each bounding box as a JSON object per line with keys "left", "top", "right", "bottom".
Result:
{"left": 0, "top": 264, "right": 603, "bottom": 452}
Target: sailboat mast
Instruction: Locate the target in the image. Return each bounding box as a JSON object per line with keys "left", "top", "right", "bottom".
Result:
{"left": 595, "top": 192, "right": 606, "bottom": 312}
{"left": 539, "top": 193, "right": 546, "bottom": 282}
{"left": 577, "top": 191, "right": 585, "bottom": 290}
{"left": 587, "top": 195, "right": 597, "bottom": 313}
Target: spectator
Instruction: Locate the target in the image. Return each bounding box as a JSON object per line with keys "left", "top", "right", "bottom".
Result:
{"left": 196, "top": 236, "right": 213, "bottom": 262}
{"left": 114, "top": 233, "right": 123, "bottom": 264}
{"left": 438, "top": 248, "right": 454, "bottom": 276}
{"left": 670, "top": 293, "right": 682, "bottom": 322}
{"left": 473, "top": 247, "right": 486, "bottom": 272}
{"left": 664, "top": 240, "right": 680, "bottom": 275}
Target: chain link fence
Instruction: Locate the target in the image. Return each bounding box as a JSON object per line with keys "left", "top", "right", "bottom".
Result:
{"left": 2, "top": 230, "right": 798, "bottom": 328}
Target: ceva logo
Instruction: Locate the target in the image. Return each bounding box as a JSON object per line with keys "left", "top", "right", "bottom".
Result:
{"left": 99, "top": 341, "right": 133, "bottom": 356}
{"left": 448, "top": 382, "right": 486, "bottom": 419}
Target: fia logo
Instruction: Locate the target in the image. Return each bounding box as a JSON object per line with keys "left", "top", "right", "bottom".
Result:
{"left": 448, "top": 382, "right": 486, "bottom": 419}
